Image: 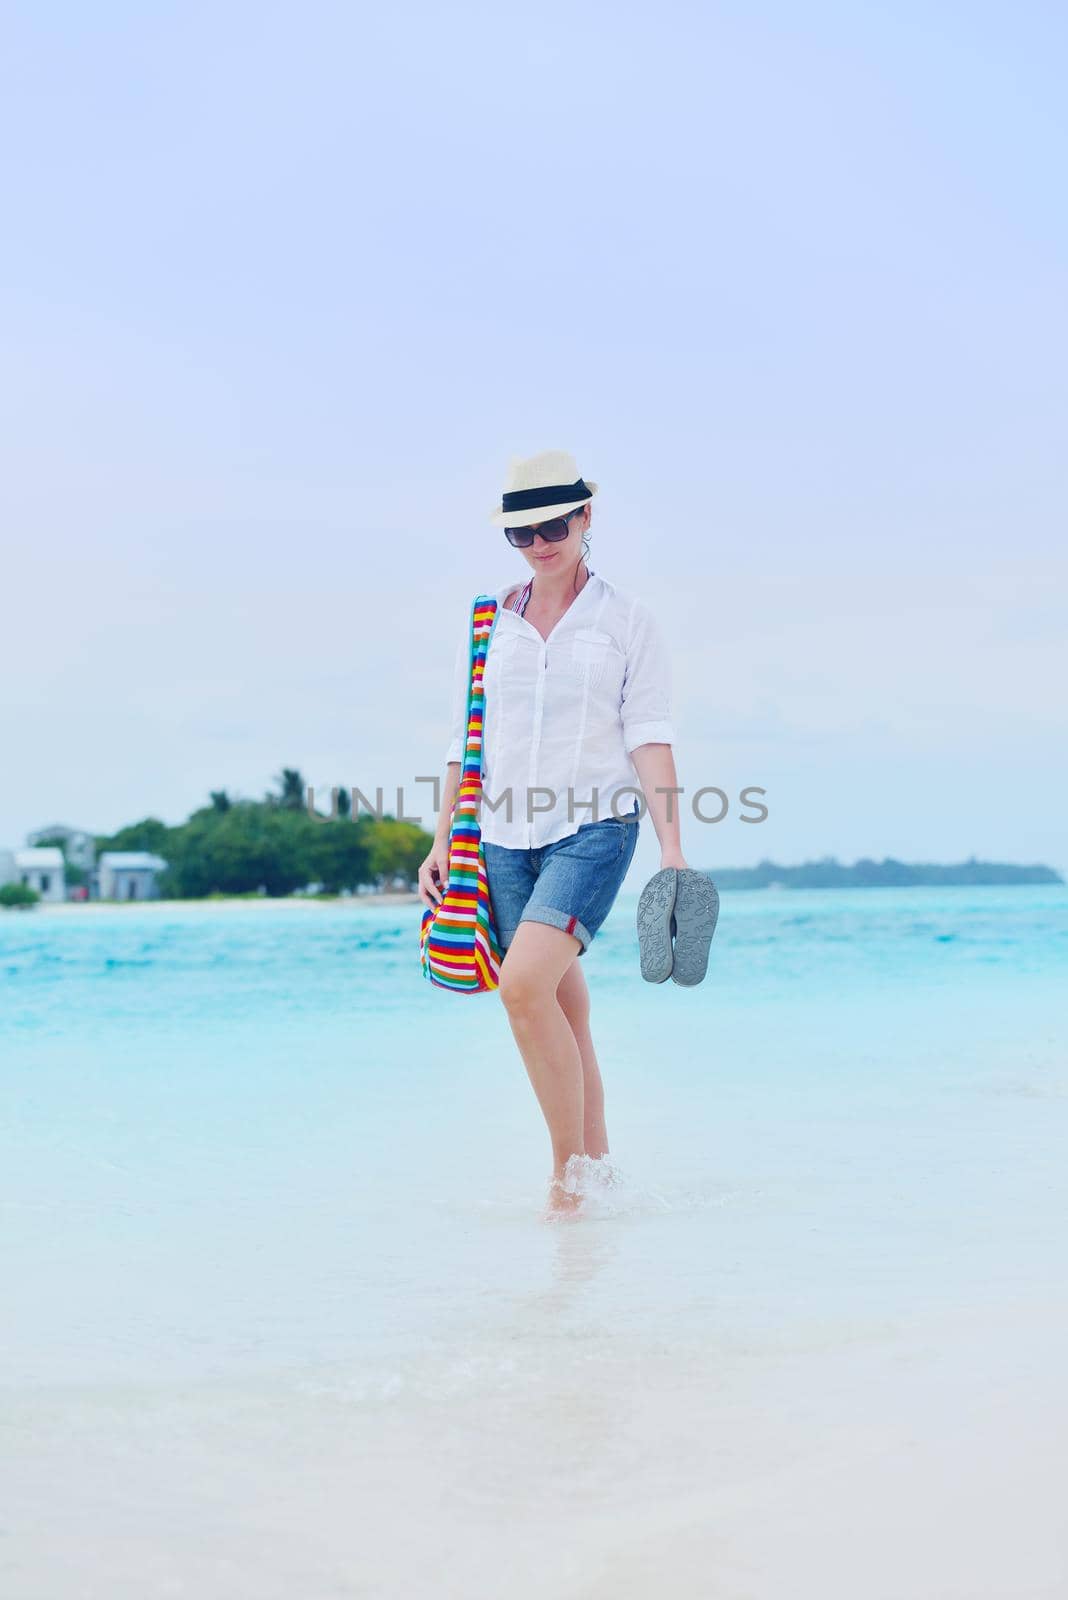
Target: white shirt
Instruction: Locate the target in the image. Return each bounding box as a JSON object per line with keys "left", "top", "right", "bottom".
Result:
{"left": 444, "top": 570, "right": 675, "bottom": 848}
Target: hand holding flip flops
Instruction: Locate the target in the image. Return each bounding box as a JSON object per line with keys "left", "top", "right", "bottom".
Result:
{"left": 637, "top": 868, "right": 720, "bottom": 986}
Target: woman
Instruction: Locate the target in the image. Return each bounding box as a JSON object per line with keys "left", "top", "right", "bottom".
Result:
{"left": 418, "top": 450, "right": 691, "bottom": 1214}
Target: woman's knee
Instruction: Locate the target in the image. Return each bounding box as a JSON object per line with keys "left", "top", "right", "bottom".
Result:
{"left": 498, "top": 921, "right": 579, "bottom": 1016}
{"left": 498, "top": 959, "right": 549, "bottom": 1017}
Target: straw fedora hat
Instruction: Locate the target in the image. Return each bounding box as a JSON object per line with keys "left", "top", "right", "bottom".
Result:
{"left": 490, "top": 449, "right": 598, "bottom": 528}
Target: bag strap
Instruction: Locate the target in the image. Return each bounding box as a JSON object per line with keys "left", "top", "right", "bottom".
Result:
{"left": 475, "top": 595, "right": 500, "bottom": 784}
{"left": 453, "top": 595, "right": 499, "bottom": 827}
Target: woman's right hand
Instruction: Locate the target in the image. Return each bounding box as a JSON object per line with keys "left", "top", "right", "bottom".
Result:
{"left": 417, "top": 839, "right": 450, "bottom": 908}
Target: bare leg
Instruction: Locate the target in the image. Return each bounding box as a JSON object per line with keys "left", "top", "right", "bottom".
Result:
{"left": 498, "top": 922, "right": 585, "bottom": 1208}
{"left": 556, "top": 959, "right": 608, "bottom": 1159}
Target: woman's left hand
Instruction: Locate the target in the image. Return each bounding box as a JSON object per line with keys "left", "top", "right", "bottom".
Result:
{"left": 660, "top": 849, "right": 690, "bottom": 872}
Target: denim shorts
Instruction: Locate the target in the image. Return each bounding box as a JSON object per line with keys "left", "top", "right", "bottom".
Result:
{"left": 483, "top": 811, "right": 640, "bottom": 958}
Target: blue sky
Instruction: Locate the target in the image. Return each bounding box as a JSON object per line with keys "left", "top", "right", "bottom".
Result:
{"left": 1, "top": 1, "right": 1065, "bottom": 870}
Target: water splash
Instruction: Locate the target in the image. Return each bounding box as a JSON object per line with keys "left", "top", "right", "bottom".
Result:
{"left": 548, "top": 1153, "right": 673, "bottom": 1220}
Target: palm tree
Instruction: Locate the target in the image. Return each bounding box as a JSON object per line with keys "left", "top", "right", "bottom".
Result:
{"left": 275, "top": 768, "right": 307, "bottom": 812}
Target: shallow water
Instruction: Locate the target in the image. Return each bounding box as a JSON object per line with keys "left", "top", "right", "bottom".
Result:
{"left": 3, "top": 887, "right": 1067, "bottom": 1597}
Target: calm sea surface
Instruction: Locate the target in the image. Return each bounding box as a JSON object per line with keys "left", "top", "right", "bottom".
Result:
{"left": 3, "top": 886, "right": 1067, "bottom": 1597}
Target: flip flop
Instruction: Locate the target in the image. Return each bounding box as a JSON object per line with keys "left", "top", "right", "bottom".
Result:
{"left": 670, "top": 869, "right": 720, "bottom": 987}
{"left": 637, "top": 868, "right": 677, "bottom": 983}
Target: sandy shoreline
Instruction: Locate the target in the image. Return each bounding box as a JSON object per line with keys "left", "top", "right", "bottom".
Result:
{"left": 4, "top": 886, "right": 1066, "bottom": 1597}
{"left": 18, "top": 893, "right": 421, "bottom": 915}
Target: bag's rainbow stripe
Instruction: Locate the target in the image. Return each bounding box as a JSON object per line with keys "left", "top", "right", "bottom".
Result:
{"left": 420, "top": 597, "right": 504, "bottom": 993}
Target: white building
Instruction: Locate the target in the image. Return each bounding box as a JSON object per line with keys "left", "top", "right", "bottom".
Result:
{"left": 96, "top": 852, "right": 168, "bottom": 901}
{"left": 26, "top": 823, "right": 96, "bottom": 873}
{"left": 13, "top": 847, "right": 66, "bottom": 902}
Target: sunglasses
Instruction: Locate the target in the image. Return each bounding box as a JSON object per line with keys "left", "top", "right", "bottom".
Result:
{"left": 503, "top": 506, "right": 584, "bottom": 549}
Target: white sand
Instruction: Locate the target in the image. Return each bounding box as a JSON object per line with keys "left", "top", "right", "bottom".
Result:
{"left": 4, "top": 1297, "right": 1064, "bottom": 1599}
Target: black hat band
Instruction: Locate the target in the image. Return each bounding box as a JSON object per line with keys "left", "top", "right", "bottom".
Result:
{"left": 501, "top": 478, "right": 592, "bottom": 514}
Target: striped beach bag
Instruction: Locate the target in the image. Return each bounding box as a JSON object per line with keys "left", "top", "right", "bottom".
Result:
{"left": 419, "top": 595, "right": 504, "bottom": 993}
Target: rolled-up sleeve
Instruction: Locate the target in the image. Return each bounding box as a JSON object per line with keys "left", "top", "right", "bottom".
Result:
{"left": 444, "top": 623, "right": 470, "bottom": 765}
{"left": 621, "top": 598, "right": 675, "bottom": 753}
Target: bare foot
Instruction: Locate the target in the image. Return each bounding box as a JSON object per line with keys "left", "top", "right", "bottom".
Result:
{"left": 543, "top": 1178, "right": 583, "bottom": 1221}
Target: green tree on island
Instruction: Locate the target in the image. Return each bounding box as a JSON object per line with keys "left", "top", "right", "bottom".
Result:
{"left": 273, "top": 769, "right": 307, "bottom": 812}
{"left": 90, "top": 771, "right": 434, "bottom": 900}
{"left": 0, "top": 883, "right": 40, "bottom": 909}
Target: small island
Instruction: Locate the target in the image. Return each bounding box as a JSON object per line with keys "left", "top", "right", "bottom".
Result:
{"left": 704, "top": 857, "right": 1064, "bottom": 890}
{"left": 0, "top": 769, "right": 428, "bottom": 906}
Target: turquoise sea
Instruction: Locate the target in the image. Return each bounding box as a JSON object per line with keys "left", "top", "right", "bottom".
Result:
{"left": 3, "top": 885, "right": 1067, "bottom": 1598}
